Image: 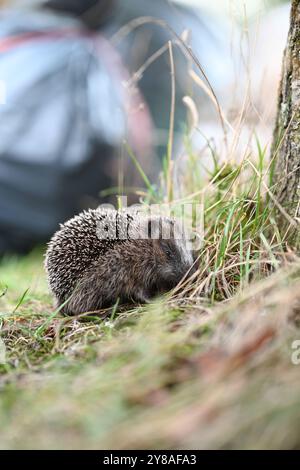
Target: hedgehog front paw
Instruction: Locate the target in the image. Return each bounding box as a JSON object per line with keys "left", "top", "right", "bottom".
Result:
{"left": 134, "top": 290, "right": 152, "bottom": 305}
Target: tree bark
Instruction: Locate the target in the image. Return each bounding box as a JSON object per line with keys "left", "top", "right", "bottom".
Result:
{"left": 272, "top": 0, "right": 300, "bottom": 248}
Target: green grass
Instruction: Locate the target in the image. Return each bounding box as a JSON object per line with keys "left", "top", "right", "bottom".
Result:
{"left": 1, "top": 251, "right": 300, "bottom": 449}
{"left": 1, "top": 136, "right": 300, "bottom": 449}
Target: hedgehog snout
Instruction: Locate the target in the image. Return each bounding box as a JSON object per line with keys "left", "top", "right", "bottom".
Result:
{"left": 159, "top": 258, "right": 194, "bottom": 289}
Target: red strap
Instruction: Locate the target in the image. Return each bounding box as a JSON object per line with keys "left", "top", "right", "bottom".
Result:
{"left": 0, "top": 29, "right": 90, "bottom": 53}
{"left": 0, "top": 28, "right": 154, "bottom": 155}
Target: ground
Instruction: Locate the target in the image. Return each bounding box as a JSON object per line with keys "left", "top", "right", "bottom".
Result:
{"left": 1, "top": 131, "right": 300, "bottom": 449}
{"left": 1, "top": 246, "right": 300, "bottom": 449}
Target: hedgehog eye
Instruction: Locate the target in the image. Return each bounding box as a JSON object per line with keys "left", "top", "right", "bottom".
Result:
{"left": 165, "top": 250, "right": 172, "bottom": 258}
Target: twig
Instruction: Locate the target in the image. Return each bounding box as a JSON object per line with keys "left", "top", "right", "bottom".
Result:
{"left": 167, "top": 41, "right": 175, "bottom": 203}
{"left": 111, "top": 16, "right": 227, "bottom": 142}
{"left": 127, "top": 42, "right": 169, "bottom": 88}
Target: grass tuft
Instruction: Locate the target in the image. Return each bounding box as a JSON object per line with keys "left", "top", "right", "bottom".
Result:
{"left": 1, "top": 129, "right": 300, "bottom": 449}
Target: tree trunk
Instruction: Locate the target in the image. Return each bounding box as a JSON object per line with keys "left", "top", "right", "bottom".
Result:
{"left": 272, "top": 0, "right": 300, "bottom": 248}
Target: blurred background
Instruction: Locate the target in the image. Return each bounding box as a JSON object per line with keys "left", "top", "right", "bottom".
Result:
{"left": 0, "top": 0, "right": 290, "bottom": 254}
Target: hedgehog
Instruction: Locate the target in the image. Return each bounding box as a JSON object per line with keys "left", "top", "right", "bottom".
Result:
{"left": 45, "top": 208, "right": 196, "bottom": 315}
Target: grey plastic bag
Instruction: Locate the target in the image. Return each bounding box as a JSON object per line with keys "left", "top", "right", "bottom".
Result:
{"left": 0, "top": 8, "right": 126, "bottom": 254}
